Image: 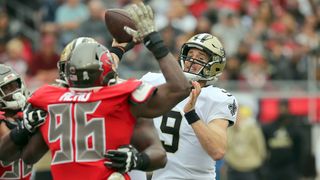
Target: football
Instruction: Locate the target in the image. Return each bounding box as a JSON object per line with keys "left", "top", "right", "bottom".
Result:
{"left": 104, "top": 9, "right": 136, "bottom": 43}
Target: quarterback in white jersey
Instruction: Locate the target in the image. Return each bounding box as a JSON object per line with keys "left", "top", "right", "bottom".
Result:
{"left": 141, "top": 33, "right": 238, "bottom": 180}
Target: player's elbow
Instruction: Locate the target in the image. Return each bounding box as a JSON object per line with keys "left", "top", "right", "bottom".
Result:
{"left": 209, "top": 148, "right": 225, "bottom": 161}
{"left": 158, "top": 149, "right": 167, "bottom": 168}
{"left": 147, "top": 148, "right": 167, "bottom": 171}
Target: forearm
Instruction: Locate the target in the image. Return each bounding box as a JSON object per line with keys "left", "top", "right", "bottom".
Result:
{"left": 146, "top": 32, "right": 190, "bottom": 94}
{"left": 157, "top": 52, "right": 191, "bottom": 93}
{"left": 191, "top": 120, "right": 227, "bottom": 160}
{"left": 131, "top": 118, "right": 167, "bottom": 171}
{"left": 22, "top": 131, "right": 48, "bottom": 164}
{"left": 0, "top": 133, "right": 21, "bottom": 161}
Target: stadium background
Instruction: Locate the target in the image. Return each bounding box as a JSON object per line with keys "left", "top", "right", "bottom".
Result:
{"left": 0, "top": 0, "right": 319, "bottom": 179}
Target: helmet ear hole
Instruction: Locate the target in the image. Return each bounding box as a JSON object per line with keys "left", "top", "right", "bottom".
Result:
{"left": 95, "top": 53, "right": 99, "bottom": 61}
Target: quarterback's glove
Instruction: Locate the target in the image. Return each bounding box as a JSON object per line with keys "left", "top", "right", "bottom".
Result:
{"left": 124, "top": 2, "right": 156, "bottom": 43}
{"left": 23, "top": 104, "right": 47, "bottom": 133}
{"left": 124, "top": 2, "right": 169, "bottom": 60}
{"left": 104, "top": 145, "right": 150, "bottom": 174}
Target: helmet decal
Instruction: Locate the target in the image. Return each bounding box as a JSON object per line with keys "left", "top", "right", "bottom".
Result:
{"left": 99, "top": 51, "right": 113, "bottom": 77}
{"left": 192, "top": 33, "right": 213, "bottom": 43}
{"left": 83, "top": 71, "right": 89, "bottom": 80}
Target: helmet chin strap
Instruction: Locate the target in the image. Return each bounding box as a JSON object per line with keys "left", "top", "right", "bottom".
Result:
{"left": 5, "top": 92, "right": 26, "bottom": 110}
{"left": 183, "top": 72, "right": 202, "bottom": 81}
{"left": 183, "top": 72, "right": 218, "bottom": 84}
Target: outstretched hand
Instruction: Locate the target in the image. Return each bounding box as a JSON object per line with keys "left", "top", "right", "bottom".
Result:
{"left": 124, "top": 2, "right": 156, "bottom": 43}
{"left": 183, "top": 81, "right": 201, "bottom": 113}
{"left": 111, "top": 39, "right": 135, "bottom": 52}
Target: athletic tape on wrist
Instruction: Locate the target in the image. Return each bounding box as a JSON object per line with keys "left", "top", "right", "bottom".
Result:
{"left": 110, "top": 46, "right": 125, "bottom": 61}
{"left": 136, "top": 152, "right": 150, "bottom": 171}
{"left": 184, "top": 109, "right": 200, "bottom": 125}
{"left": 144, "top": 32, "right": 169, "bottom": 60}
{"left": 9, "top": 127, "right": 30, "bottom": 147}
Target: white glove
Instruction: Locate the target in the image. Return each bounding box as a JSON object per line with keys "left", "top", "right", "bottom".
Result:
{"left": 124, "top": 2, "right": 156, "bottom": 43}
{"left": 23, "top": 104, "right": 47, "bottom": 132}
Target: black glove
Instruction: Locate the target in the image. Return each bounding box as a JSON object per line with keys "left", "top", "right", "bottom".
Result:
{"left": 9, "top": 104, "right": 47, "bottom": 147}
{"left": 23, "top": 104, "right": 47, "bottom": 133}
{"left": 104, "top": 144, "right": 150, "bottom": 174}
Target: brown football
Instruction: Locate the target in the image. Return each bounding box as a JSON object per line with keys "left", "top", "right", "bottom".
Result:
{"left": 104, "top": 9, "right": 136, "bottom": 43}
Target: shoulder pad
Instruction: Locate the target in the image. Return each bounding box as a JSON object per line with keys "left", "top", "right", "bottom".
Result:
{"left": 130, "top": 82, "right": 157, "bottom": 104}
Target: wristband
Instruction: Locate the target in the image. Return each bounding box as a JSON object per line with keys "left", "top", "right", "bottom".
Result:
{"left": 110, "top": 46, "right": 125, "bottom": 60}
{"left": 184, "top": 109, "right": 200, "bottom": 125}
{"left": 143, "top": 32, "right": 169, "bottom": 60}
{"left": 9, "top": 127, "right": 30, "bottom": 147}
{"left": 136, "top": 152, "right": 150, "bottom": 171}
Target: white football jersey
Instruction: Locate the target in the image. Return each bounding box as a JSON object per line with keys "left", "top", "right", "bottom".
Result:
{"left": 141, "top": 72, "right": 238, "bottom": 180}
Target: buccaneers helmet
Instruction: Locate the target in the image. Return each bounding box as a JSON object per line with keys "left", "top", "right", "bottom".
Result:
{"left": 0, "top": 64, "right": 28, "bottom": 110}
{"left": 57, "top": 37, "right": 97, "bottom": 85}
{"left": 65, "top": 42, "right": 117, "bottom": 88}
{"left": 179, "top": 33, "right": 226, "bottom": 81}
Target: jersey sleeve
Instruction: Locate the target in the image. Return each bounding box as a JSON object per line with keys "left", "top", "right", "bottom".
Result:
{"left": 140, "top": 72, "right": 164, "bottom": 86}
{"left": 130, "top": 81, "right": 157, "bottom": 104}
{"left": 198, "top": 88, "right": 238, "bottom": 126}
{"left": 27, "top": 87, "right": 44, "bottom": 106}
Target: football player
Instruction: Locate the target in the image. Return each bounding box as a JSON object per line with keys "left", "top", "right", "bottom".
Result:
{"left": 0, "top": 64, "right": 45, "bottom": 180}
{"left": 20, "top": 2, "right": 191, "bottom": 180}
{"left": 0, "top": 37, "right": 96, "bottom": 163}
{"left": 60, "top": 37, "right": 167, "bottom": 179}
{"left": 137, "top": 33, "right": 239, "bottom": 180}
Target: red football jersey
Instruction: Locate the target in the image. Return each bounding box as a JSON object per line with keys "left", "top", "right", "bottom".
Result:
{"left": 28, "top": 80, "right": 154, "bottom": 180}
{"left": 0, "top": 113, "right": 32, "bottom": 180}
{"left": 0, "top": 158, "right": 32, "bottom": 180}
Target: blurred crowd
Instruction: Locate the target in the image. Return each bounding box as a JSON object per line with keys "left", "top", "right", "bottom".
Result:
{"left": 0, "top": 0, "right": 319, "bottom": 179}
{"left": 223, "top": 101, "right": 317, "bottom": 180}
{"left": 0, "top": 0, "right": 319, "bottom": 91}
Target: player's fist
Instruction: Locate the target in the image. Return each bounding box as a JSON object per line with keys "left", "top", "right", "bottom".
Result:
{"left": 23, "top": 104, "right": 47, "bottom": 132}
{"left": 104, "top": 144, "right": 149, "bottom": 173}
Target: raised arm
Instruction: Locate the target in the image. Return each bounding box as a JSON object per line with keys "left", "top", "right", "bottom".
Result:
{"left": 125, "top": 3, "right": 191, "bottom": 118}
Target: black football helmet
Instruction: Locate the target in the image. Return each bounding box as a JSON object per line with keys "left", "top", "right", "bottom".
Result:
{"left": 65, "top": 42, "right": 117, "bottom": 88}
{"left": 179, "top": 33, "right": 226, "bottom": 82}
{"left": 0, "top": 64, "right": 28, "bottom": 110}
{"left": 57, "top": 37, "right": 97, "bottom": 85}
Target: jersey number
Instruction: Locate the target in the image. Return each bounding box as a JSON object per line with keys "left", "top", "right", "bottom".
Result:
{"left": 47, "top": 102, "right": 106, "bottom": 165}
{"left": 0, "top": 160, "right": 32, "bottom": 179}
{"left": 160, "top": 111, "right": 182, "bottom": 153}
